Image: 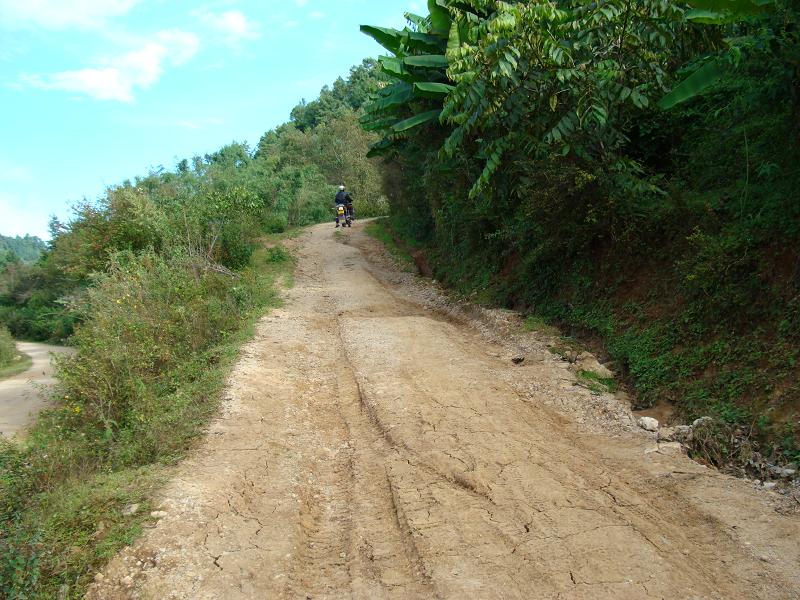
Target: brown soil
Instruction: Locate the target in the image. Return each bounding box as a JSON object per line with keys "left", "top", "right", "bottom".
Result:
{"left": 87, "top": 222, "right": 800, "bottom": 600}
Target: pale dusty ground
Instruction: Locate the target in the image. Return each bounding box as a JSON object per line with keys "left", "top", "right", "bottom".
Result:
{"left": 88, "top": 222, "right": 800, "bottom": 600}
{"left": 0, "top": 342, "right": 71, "bottom": 437}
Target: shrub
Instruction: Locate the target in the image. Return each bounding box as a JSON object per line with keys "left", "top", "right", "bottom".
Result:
{"left": 0, "top": 326, "right": 15, "bottom": 368}
{"left": 53, "top": 250, "right": 248, "bottom": 462}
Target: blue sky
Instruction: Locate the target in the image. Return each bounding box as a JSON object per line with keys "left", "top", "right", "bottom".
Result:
{"left": 0, "top": 0, "right": 422, "bottom": 238}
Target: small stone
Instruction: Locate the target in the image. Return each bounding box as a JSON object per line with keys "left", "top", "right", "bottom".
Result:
{"left": 121, "top": 576, "right": 134, "bottom": 587}
{"left": 339, "top": 552, "right": 347, "bottom": 559}
{"left": 122, "top": 504, "right": 140, "bottom": 517}
{"left": 150, "top": 511, "right": 168, "bottom": 519}
{"left": 512, "top": 357, "right": 525, "bottom": 365}
{"left": 638, "top": 417, "right": 659, "bottom": 432}
{"left": 657, "top": 427, "right": 676, "bottom": 442}
{"left": 692, "top": 416, "right": 713, "bottom": 429}
{"left": 763, "top": 482, "right": 778, "bottom": 491}
{"left": 658, "top": 442, "right": 685, "bottom": 454}
{"left": 659, "top": 425, "right": 693, "bottom": 443}
{"left": 94, "top": 573, "right": 105, "bottom": 583}
{"left": 779, "top": 468, "right": 796, "bottom": 479}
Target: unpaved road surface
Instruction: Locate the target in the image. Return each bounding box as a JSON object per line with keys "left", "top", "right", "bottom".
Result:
{"left": 0, "top": 342, "right": 70, "bottom": 437}
{"left": 89, "top": 222, "right": 800, "bottom": 600}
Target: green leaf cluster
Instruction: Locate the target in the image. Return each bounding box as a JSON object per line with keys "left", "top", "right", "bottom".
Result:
{"left": 360, "top": 0, "right": 454, "bottom": 156}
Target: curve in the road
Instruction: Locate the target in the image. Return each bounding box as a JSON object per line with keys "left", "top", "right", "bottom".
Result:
{"left": 0, "top": 341, "right": 72, "bottom": 437}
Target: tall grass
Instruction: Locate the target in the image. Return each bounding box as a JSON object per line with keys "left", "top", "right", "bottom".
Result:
{"left": 0, "top": 326, "right": 15, "bottom": 368}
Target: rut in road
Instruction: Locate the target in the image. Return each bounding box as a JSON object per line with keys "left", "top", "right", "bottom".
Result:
{"left": 88, "top": 222, "right": 800, "bottom": 600}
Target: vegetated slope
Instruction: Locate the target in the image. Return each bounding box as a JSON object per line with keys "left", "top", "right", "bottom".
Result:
{"left": 0, "top": 63, "right": 392, "bottom": 598}
{"left": 362, "top": 1, "right": 800, "bottom": 469}
{"left": 0, "top": 326, "right": 17, "bottom": 370}
{"left": 0, "top": 235, "right": 46, "bottom": 266}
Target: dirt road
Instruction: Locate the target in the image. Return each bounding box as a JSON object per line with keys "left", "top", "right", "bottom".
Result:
{"left": 88, "top": 222, "right": 800, "bottom": 599}
{"left": 0, "top": 342, "right": 71, "bottom": 437}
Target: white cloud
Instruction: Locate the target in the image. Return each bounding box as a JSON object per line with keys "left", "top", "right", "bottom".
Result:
{"left": 295, "top": 0, "right": 308, "bottom": 6}
{"left": 309, "top": 11, "right": 325, "bottom": 19}
{"left": 195, "top": 10, "right": 260, "bottom": 44}
{"left": 22, "top": 30, "right": 200, "bottom": 102}
{"left": 0, "top": 0, "right": 139, "bottom": 30}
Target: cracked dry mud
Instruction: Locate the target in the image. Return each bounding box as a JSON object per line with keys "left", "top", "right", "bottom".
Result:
{"left": 87, "top": 222, "right": 800, "bottom": 600}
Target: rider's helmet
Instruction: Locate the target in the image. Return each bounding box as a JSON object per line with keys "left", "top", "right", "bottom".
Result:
{"left": 339, "top": 185, "right": 345, "bottom": 191}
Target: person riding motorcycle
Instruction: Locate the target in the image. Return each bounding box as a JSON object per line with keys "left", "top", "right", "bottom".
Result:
{"left": 334, "top": 185, "right": 354, "bottom": 227}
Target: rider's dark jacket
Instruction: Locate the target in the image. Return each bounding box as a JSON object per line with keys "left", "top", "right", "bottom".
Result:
{"left": 335, "top": 191, "right": 352, "bottom": 205}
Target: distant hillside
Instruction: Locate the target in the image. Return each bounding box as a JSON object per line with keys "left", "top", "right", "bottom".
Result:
{"left": 0, "top": 234, "right": 46, "bottom": 265}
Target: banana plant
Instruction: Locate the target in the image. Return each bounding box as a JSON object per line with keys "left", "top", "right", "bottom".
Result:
{"left": 360, "top": 0, "right": 454, "bottom": 157}
{"left": 658, "top": 0, "right": 776, "bottom": 109}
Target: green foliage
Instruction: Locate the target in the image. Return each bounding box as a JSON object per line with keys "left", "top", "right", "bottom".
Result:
{"left": 659, "top": 0, "right": 791, "bottom": 109}
{"left": 0, "top": 235, "right": 45, "bottom": 267}
{"left": 0, "top": 326, "right": 15, "bottom": 368}
{"left": 289, "top": 59, "right": 388, "bottom": 131}
{"left": 364, "top": 220, "right": 416, "bottom": 271}
{"left": 577, "top": 370, "right": 618, "bottom": 394}
{"left": 360, "top": 5, "right": 452, "bottom": 155}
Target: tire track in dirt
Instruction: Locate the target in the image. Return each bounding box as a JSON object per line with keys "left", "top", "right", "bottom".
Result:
{"left": 87, "top": 222, "right": 800, "bottom": 600}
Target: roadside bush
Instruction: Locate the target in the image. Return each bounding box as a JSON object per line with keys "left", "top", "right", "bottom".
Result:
{"left": 54, "top": 250, "right": 248, "bottom": 463}
{"left": 0, "top": 326, "right": 15, "bottom": 367}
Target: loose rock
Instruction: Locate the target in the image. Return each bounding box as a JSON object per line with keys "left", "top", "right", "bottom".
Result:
{"left": 692, "top": 416, "right": 713, "bottom": 429}
{"left": 638, "top": 417, "right": 659, "bottom": 432}
{"left": 122, "top": 504, "right": 140, "bottom": 517}
{"left": 574, "top": 352, "right": 613, "bottom": 379}
{"left": 659, "top": 425, "right": 693, "bottom": 444}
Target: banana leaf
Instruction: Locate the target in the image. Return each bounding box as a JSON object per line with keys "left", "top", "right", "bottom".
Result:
{"left": 413, "top": 82, "right": 454, "bottom": 98}
{"left": 685, "top": 0, "right": 774, "bottom": 16}
{"left": 404, "top": 54, "right": 449, "bottom": 68}
{"left": 360, "top": 25, "right": 403, "bottom": 54}
{"left": 428, "top": 0, "right": 451, "bottom": 35}
{"left": 392, "top": 109, "right": 442, "bottom": 132}
{"left": 658, "top": 58, "right": 727, "bottom": 109}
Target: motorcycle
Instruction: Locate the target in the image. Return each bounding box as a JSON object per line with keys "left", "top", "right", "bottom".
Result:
{"left": 335, "top": 203, "right": 352, "bottom": 228}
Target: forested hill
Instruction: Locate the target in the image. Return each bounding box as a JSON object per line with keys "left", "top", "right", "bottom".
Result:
{"left": 0, "top": 234, "right": 46, "bottom": 265}
{"left": 358, "top": 1, "right": 800, "bottom": 470}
